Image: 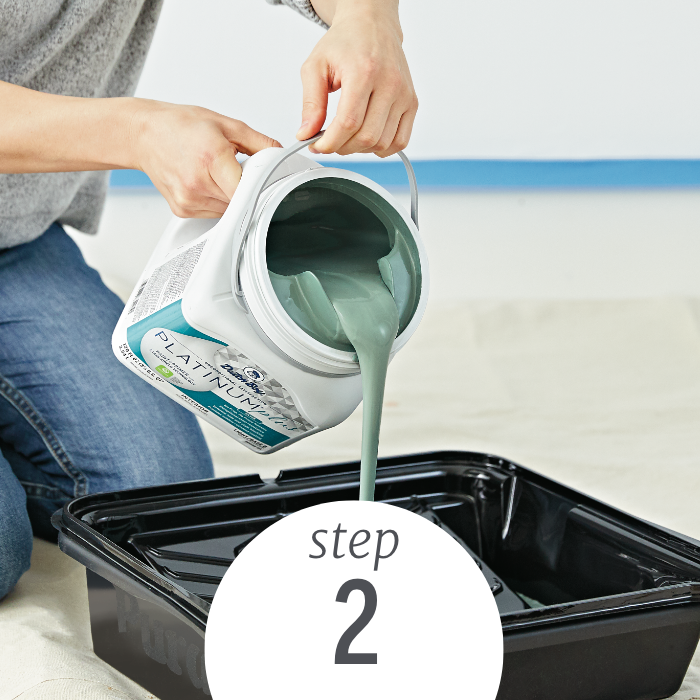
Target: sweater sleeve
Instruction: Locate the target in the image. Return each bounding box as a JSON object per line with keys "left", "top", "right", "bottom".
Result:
{"left": 266, "top": 0, "right": 329, "bottom": 29}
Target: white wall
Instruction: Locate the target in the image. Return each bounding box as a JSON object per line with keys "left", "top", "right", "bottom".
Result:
{"left": 135, "top": 0, "right": 700, "bottom": 160}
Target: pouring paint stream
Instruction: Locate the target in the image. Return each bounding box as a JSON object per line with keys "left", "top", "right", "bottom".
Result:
{"left": 314, "top": 272, "right": 399, "bottom": 500}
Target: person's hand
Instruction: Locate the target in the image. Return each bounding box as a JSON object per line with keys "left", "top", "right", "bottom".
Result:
{"left": 130, "top": 100, "right": 280, "bottom": 218}
{"left": 296, "top": 0, "right": 418, "bottom": 158}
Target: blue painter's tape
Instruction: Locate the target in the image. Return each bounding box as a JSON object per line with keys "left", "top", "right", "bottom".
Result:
{"left": 110, "top": 169, "right": 156, "bottom": 188}
{"left": 340, "top": 159, "right": 700, "bottom": 189}
{"left": 110, "top": 159, "right": 700, "bottom": 190}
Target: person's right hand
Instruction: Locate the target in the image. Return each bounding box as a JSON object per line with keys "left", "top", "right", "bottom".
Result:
{"left": 130, "top": 100, "right": 281, "bottom": 219}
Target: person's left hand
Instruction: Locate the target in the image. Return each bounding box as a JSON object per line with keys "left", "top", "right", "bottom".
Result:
{"left": 296, "top": 0, "right": 418, "bottom": 158}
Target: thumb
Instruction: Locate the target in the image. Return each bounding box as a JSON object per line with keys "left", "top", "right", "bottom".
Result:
{"left": 297, "top": 60, "right": 329, "bottom": 140}
{"left": 208, "top": 144, "right": 243, "bottom": 201}
{"left": 219, "top": 117, "right": 281, "bottom": 156}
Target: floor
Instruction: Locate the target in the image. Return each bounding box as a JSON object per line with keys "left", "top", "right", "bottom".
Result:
{"left": 4, "top": 188, "right": 700, "bottom": 699}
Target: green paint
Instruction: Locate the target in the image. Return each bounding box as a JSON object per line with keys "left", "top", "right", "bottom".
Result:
{"left": 267, "top": 178, "right": 421, "bottom": 501}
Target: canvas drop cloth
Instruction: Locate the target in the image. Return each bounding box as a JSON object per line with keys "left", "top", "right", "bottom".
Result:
{"left": 4, "top": 298, "right": 700, "bottom": 700}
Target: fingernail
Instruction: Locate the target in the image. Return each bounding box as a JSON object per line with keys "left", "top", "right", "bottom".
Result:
{"left": 296, "top": 121, "right": 309, "bottom": 138}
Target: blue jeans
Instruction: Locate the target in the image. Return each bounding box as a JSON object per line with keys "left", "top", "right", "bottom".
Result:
{"left": 0, "top": 224, "right": 214, "bottom": 598}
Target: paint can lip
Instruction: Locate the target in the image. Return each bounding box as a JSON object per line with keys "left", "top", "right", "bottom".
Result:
{"left": 239, "top": 167, "right": 430, "bottom": 376}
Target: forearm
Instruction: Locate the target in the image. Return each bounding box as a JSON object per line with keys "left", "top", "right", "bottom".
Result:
{"left": 310, "top": 0, "right": 401, "bottom": 36}
{"left": 0, "top": 81, "right": 139, "bottom": 174}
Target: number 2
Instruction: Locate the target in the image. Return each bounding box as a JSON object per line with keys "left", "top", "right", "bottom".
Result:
{"left": 335, "top": 579, "right": 378, "bottom": 665}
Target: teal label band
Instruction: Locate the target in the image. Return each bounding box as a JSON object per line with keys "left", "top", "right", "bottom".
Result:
{"left": 126, "top": 300, "right": 226, "bottom": 365}
{"left": 126, "top": 300, "right": 292, "bottom": 449}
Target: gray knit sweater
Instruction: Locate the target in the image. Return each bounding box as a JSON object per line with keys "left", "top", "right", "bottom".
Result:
{"left": 0, "top": 0, "right": 325, "bottom": 249}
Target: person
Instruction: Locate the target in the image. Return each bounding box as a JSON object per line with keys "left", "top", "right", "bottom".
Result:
{"left": 0, "top": 0, "right": 418, "bottom": 599}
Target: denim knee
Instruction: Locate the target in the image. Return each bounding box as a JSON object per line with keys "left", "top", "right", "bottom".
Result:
{"left": 0, "top": 532, "right": 32, "bottom": 599}
{"left": 0, "top": 480, "right": 33, "bottom": 599}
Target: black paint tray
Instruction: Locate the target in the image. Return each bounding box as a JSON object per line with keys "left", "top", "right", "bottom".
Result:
{"left": 52, "top": 450, "right": 700, "bottom": 700}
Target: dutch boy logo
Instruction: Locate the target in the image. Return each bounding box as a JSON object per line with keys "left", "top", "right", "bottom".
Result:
{"left": 243, "top": 367, "right": 265, "bottom": 382}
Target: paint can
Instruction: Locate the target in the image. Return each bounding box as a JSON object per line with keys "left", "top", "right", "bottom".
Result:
{"left": 112, "top": 135, "right": 429, "bottom": 454}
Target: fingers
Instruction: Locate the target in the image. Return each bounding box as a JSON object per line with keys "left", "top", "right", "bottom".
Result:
{"left": 310, "top": 65, "right": 417, "bottom": 157}
{"left": 219, "top": 117, "right": 281, "bottom": 156}
{"left": 311, "top": 75, "right": 372, "bottom": 154}
{"left": 337, "top": 91, "right": 396, "bottom": 156}
{"left": 195, "top": 199, "right": 228, "bottom": 216}
{"left": 164, "top": 172, "right": 230, "bottom": 218}
{"left": 364, "top": 102, "right": 403, "bottom": 157}
{"left": 373, "top": 102, "right": 417, "bottom": 158}
{"left": 171, "top": 199, "right": 229, "bottom": 219}
{"left": 207, "top": 144, "right": 243, "bottom": 200}
{"left": 165, "top": 186, "right": 229, "bottom": 219}
{"left": 173, "top": 117, "right": 281, "bottom": 218}
{"left": 297, "top": 58, "right": 330, "bottom": 141}
{"left": 139, "top": 103, "right": 282, "bottom": 220}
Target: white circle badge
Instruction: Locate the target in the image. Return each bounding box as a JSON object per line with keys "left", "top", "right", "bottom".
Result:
{"left": 206, "top": 501, "right": 503, "bottom": 699}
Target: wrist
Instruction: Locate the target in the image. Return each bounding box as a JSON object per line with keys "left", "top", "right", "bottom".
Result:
{"left": 118, "top": 97, "right": 159, "bottom": 172}
{"left": 74, "top": 96, "right": 146, "bottom": 171}
{"left": 316, "top": 0, "right": 402, "bottom": 38}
